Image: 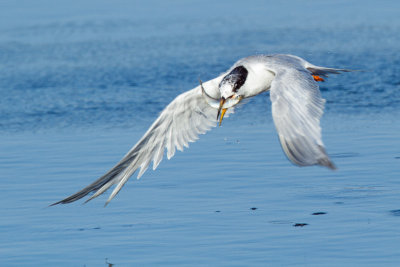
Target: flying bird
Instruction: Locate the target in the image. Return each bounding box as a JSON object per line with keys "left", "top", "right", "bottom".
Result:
{"left": 52, "top": 54, "right": 351, "bottom": 206}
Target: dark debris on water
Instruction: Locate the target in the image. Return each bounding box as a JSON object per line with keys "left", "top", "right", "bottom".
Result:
{"left": 312, "top": 212, "right": 327, "bottom": 215}
{"left": 293, "top": 223, "right": 308, "bottom": 227}
{"left": 389, "top": 210, "right": 400, "bottom": 216}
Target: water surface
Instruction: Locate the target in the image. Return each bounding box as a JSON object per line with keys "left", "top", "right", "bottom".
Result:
{"left": 1, "top": 0, "right": 399, "bottom": 266}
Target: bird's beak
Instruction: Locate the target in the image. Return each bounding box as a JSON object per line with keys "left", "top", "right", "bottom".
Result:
{"left": 217, "top": 98, "right": 227, "bottom": 126}
{"left": 199, "top": 80, "right": 241, "bottom": 124}
{"left": 217, "top": 95, "right": 242, "bottom": 126}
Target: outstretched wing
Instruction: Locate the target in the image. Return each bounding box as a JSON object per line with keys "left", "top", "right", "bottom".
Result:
{"left": 52, "top": 77, "right": 225, "bottom": 206}
{"left": 269, "top": 68, "right": 335, "bottom": 169}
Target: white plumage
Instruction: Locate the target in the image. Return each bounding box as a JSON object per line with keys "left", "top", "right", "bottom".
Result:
{"left": 52, "top": 54, "right": 350, "bottom": 206}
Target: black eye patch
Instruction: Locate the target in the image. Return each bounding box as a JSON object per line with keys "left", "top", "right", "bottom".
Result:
{"left": 220, "top": 65, "right": 248, "bottom": 92}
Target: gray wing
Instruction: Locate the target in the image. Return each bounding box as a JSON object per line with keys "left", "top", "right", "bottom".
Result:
{"left": 52, "top": 77, "right": 225, "bottom": 206}
{"left": 269, "top": 68, "right": 335, "bottom": 169}
{"left": 280, "top": 54, "right": 353, "bottom": 76}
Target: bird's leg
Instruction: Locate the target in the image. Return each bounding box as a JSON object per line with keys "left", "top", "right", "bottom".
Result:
{"left": 312, "top": 75, "right": 325, "bottom": 82}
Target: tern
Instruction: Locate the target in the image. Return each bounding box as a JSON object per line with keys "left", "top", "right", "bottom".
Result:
{"left": 52, "top": 54, "right": 351, "bottom": 206}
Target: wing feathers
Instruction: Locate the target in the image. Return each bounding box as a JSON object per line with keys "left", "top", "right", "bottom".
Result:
{"left": 270, "top": 68, "right": 335, "bottom": 169}
{"left": 306, "top": 66, "right": 353, "bottom": 77}
{"left": 53, "top": 79, "right": 222, "bottom": 205}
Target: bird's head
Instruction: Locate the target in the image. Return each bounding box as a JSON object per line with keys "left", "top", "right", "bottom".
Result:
{"left": 199, "top": 65, "right": 248, "bottom": 126}
{"left": 217, "top": 65, "right": 248, "bottom": 125}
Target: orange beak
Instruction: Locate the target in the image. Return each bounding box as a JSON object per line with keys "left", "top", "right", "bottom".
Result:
{"left": 219, "top": 108, "right": 227, "bottom": 126}
{"left": 217, "top": 98, "right": 228, "bottom": 126}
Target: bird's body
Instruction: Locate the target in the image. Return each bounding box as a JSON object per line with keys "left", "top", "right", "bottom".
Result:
{"left": 52, "top": 54, "right": 351, "bottom": 206}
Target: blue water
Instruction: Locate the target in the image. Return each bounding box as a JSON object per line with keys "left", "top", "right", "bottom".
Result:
{"left": 1, "top": 0, "right": 400, "bottom": 266}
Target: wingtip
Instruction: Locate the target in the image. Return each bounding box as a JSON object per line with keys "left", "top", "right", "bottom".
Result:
{"left": 48, "top": 201, "right": 60, "bottom": 207}
{"left": 328, "top": 162, "right": 337, "bottom": 170}
{"left": 318, "top": 157, "right": 337, "bottom": 170}
{"left": 49, "top": 198, "right": 70, "bottom": 207}
{"left": 104, "top": 194, "right": 115, "bottom": 207}
{"left": 49, "top": 198, "right": 77, "bottom": 207}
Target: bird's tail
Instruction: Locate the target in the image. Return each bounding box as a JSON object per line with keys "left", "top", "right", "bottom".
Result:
{"left": 306, "top": 66, "right": 355, "bottom": 77}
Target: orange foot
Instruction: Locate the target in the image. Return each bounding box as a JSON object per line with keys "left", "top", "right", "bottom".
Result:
{"left": 312, "top": 75, "right": 325, "bottom": 82}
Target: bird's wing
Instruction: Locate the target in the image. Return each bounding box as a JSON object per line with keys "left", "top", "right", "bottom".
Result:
{"left": 279, "top": 54, "right": 353, "bottom": 77}
{"left": 269, "top": 67, "right": 335, "bottom": 169}
{"left": 52, "top": 77, "right": 226, "bottom": 206}
{"left": 306, "top": 65, "right": 353, "bottom": 77}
